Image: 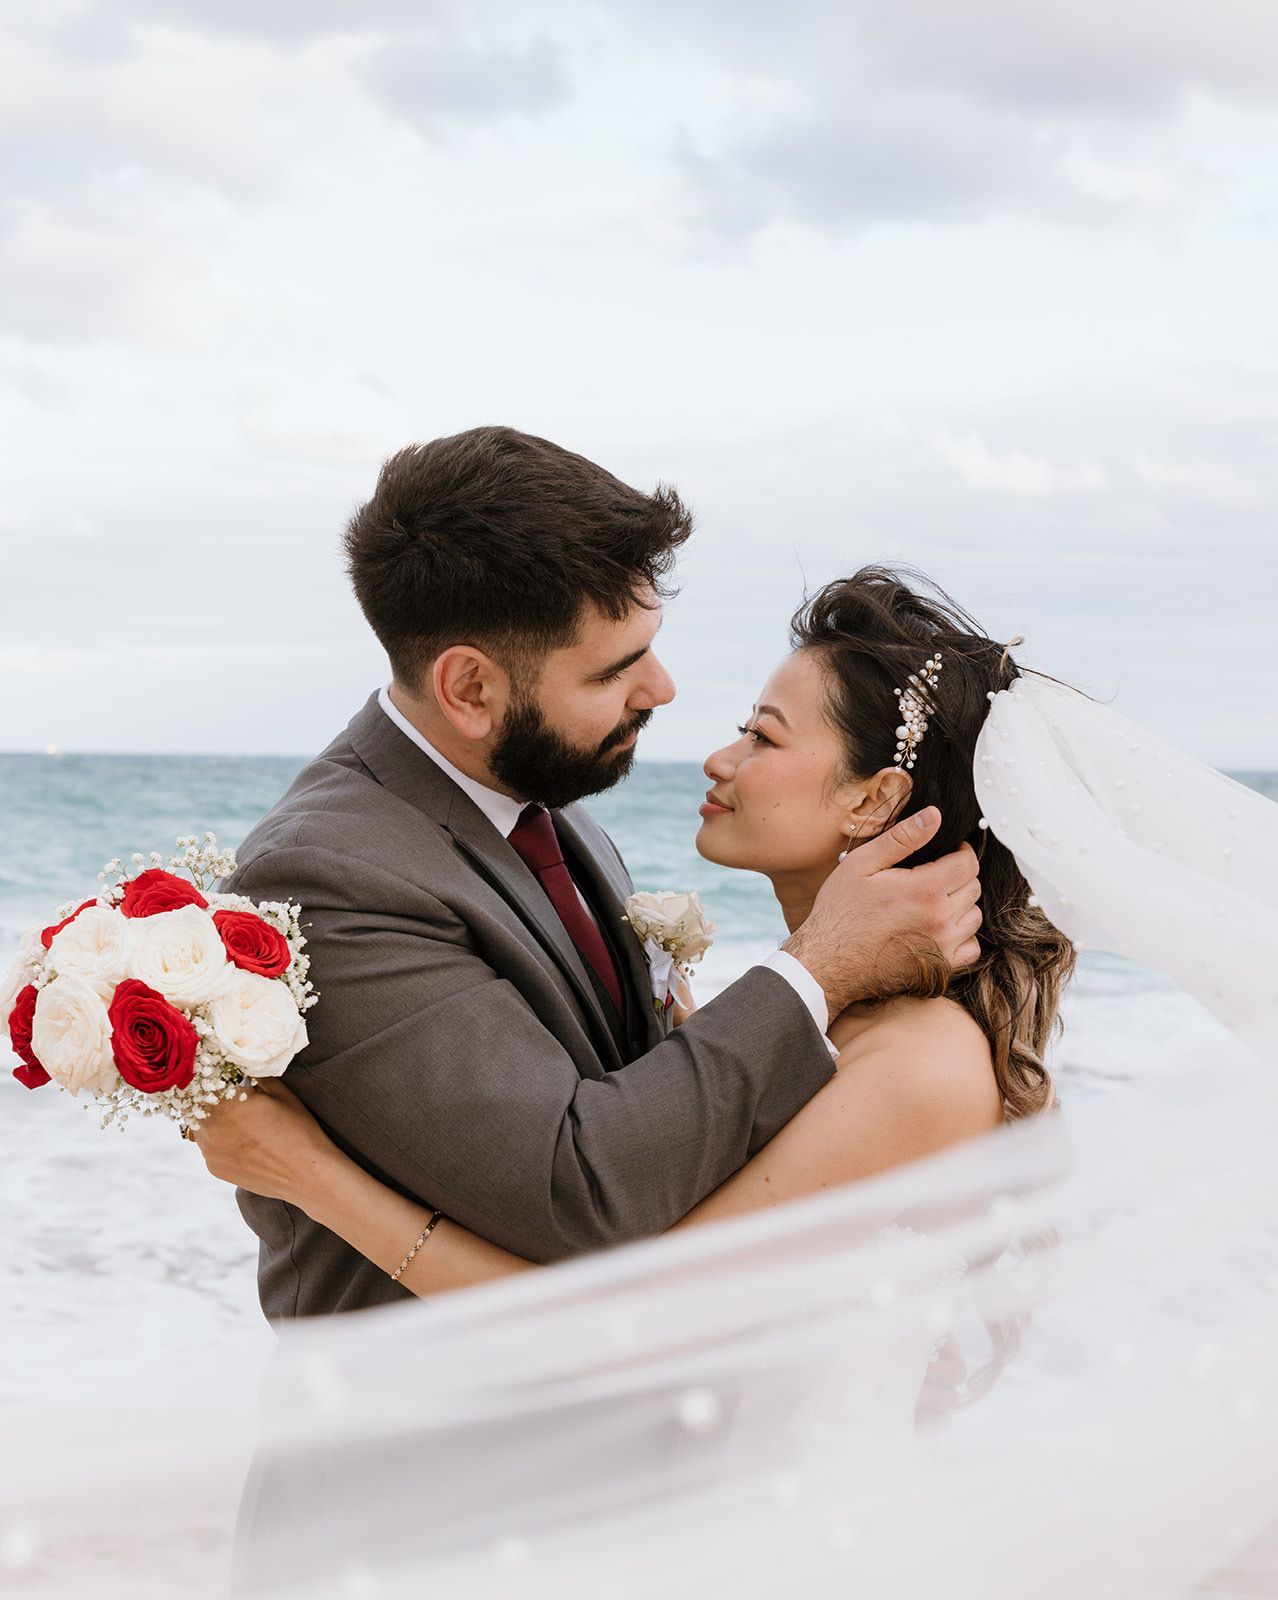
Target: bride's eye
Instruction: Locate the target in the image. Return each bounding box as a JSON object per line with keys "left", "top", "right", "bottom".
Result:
{"left": 736, "top": 723, "right": 771, "bottom": 745}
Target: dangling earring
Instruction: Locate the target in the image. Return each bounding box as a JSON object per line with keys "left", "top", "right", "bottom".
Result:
{"left": 837, "top": 822, "right": 861, "bottom": 863}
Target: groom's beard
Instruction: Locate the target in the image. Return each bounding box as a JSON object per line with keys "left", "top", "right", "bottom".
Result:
{"left": 490, "top": 699, "right": 652, "bottom": 810}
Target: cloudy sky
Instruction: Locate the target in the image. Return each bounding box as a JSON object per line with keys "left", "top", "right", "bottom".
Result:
{"left": 2, "top": 0, "right": 1276, "bottom": 766}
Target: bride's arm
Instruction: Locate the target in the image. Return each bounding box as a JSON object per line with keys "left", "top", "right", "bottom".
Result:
{"left": 193, "top": 1081, "right": 533, "bottom": 1295}
{"left": 196, "top": 1001, "right": 998, "bottom": 1291}
{"left": 671, "top": 999, "right": 1003, "bottom": 1229}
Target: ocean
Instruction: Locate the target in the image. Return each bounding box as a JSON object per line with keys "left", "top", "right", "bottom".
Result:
{"left": 2, "top": 752, "right": 1274, "bottom": 1412}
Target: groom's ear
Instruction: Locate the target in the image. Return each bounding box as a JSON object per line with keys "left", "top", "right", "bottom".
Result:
{"left": 433, "top": 645, "right": 510, "bottom": 742}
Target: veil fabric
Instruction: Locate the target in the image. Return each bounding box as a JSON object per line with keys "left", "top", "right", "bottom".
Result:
{"left": 8, "top": 682, "right": 1278, "bottom": 1600}
{"left": 975, "top": 674, "right": 1278, "bottom": 1061}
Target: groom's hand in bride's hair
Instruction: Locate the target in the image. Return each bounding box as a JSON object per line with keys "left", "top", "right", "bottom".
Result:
{"left": 782, "top": 806, "right": 983, "bottom": 1018}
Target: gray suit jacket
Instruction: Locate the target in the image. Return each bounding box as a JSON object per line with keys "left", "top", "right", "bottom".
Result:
{"left": 230, "top": 693, "right": 835, "bottom": 1319}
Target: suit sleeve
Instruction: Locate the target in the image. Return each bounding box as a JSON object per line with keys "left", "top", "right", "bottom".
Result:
{"left": 234, "top": 844, "right": 836, "bottom": 1263}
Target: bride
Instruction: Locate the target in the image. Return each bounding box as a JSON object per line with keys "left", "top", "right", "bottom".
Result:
{"left": 194, "top": 565, "right": 1075, "bottom": 1293}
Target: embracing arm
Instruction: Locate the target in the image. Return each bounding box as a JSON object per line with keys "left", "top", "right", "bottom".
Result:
{"left": 312, "top": 1164, "right": 532, "bottom": 1294}
{"left": 196, "top": 999, "right": 1002, "bottom": 1295}
{"left": 230, "top": 840, "right": 837, "bottom": 1265}
{"left": 674, "top": 999, "right": 1004, "bottom": 1229}
{"left": 195, "top": 1081, "right": 530, "bottom": 1295}
{"left": 226, "top": 809, "right": 977, "bottom": 1269}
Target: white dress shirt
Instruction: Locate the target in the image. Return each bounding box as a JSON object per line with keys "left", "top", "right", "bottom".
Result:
{"left": 379, "top": 686, "right": 524, "bottom": 839}
{"left": 376, "top": 687, "right": 832, "bottom": 1045}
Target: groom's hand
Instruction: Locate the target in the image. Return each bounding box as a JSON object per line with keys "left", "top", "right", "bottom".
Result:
{"left": 782, "top": 807, "right": 982, "bottom": 1020}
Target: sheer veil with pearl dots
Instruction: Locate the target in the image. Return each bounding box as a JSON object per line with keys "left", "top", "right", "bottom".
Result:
{"left": 7, "top": 687, "right": 1278, "bottom": 1600}
{"left": 976, "top": 673, "right": 1278, "bottom": 1065}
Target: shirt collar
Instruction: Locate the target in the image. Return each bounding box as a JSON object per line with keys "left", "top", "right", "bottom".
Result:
{"left": 377, "top": 685, "right": 525, "bottom": 840}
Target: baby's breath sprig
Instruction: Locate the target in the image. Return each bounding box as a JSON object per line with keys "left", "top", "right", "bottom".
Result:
{"left": 168, "top": 832, "right": 239, "bottom": 890}
{"left": 94, "top": 834, "right": 238, "bottom": 900}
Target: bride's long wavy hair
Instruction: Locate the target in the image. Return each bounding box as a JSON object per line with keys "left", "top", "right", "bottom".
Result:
{"left": 792, "top": 566, "right": 1076, "bottom": 1121}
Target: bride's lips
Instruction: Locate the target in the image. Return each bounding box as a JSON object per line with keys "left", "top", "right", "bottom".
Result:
{"left": 699, "top": 791, "right": 732, "bottom": 818}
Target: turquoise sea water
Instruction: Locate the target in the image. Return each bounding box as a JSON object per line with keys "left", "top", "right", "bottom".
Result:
{"left": 2, "top": 750, "right": 1274, "bottom": 943}
{"left": 4, "top": 748, "right": 1276, "bottom": 1083}
{"left": 2, "top": 751, "right": 1276, "bottom": 987}
{"left": 0, "top": 752, "right": 793, "bottom": 970}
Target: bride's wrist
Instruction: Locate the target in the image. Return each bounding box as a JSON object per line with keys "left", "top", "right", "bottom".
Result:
{"left": 283, "top": 1135, "right": 343, "bottom": 1218}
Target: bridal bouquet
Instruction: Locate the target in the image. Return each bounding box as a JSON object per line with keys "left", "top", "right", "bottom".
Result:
{"left": 624, "top": 890, "right": 715, "bottom": 1014}
{"left": 0, "top": 835, "right": 318, "bottom": 1131}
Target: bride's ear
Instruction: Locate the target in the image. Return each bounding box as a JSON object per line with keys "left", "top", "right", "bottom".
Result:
{"left": 844, "top": 766, "right": 914, "bottom": 840}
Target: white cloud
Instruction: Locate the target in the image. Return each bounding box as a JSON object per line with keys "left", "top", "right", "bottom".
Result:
{"left": 1133, "top": 454, "right": 1262, "bottom": 508}
{"left": 932, "top": 431, "right": 1109, "bottom": 497}
{"left": 845, "top": 0, "right": 1278, "bottom": 111}
{"left": 362, "top": 33, "right": 571, "bottom": 133}
{"left": 658, "top": 0, "right": 1278, "bottom": 237}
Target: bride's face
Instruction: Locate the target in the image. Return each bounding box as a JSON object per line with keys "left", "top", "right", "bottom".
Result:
{"left": 696, "top": 650, "right": 857, "bottom": 878}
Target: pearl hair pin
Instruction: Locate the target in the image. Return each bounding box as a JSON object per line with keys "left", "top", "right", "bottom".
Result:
{"left": 893, "top": 654, "right": 942, "bottom": 771}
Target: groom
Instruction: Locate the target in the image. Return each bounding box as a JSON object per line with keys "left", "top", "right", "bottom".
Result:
{"left": 228, "top": 426, "right": 981, "bottom": 1319}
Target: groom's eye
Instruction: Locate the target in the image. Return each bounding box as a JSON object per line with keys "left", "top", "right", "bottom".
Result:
{"left": 590, "top": 644, "right": 650, "bottom": 685}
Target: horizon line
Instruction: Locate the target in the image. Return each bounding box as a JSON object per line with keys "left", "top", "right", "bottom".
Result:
{"left": 1, "top": 749, "right": 1275, "bottom": 776}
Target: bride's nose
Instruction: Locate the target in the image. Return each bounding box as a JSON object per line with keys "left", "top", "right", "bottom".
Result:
{"left": 703, "top": 743, "right": 736, "bottom": 782}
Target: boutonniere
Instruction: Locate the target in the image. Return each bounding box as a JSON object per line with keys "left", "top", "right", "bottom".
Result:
{"left": 622, "top": 891, "right": 716, "bottom": 1016}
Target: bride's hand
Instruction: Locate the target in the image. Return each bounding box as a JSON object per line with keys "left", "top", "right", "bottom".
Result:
{"left": 191, "top": 1078, "right": 335, "bottom": 1206}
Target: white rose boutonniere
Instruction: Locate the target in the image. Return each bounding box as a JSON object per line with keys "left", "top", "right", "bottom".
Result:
{"left": 623, "top": 890, "right": 716, "bottom": 1016}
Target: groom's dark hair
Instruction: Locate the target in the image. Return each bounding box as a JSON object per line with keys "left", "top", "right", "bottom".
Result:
{"left": 344, "top": 426, "right": 693, "bottom": 688}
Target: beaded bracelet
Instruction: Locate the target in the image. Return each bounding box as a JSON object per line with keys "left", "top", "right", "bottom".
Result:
{"left": 391, "top": 1209, "right": 444, "bottom": 1282}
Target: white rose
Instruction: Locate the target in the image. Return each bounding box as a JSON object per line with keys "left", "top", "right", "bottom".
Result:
{"left": 46, "top": 904, "right": 136, "bottom": 986}
{"left": 0, "top": 928, "right": 43, "bottom": 1035}
{"left": 127, "top": 905, "right": 228, "bottom": 1006}
{"left": 206, "top": 969, "right": 308, "bottom": 1078}
{"left": 624, "top": 890, "right": 716, "bottom": 964}
{"left": 0, "top": 961, "right": 25, "bottom": 1036}
{"left": 31, "top": 976, "right": 119, "bottom": 1097}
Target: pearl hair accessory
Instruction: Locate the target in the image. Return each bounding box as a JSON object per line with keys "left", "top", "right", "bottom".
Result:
{"left": 893, "top": 654, "right": 942, "bottom": 772}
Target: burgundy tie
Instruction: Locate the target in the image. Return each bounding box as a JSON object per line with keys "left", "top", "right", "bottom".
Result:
{"left": 508, "top": 805, "right": 626, "bottom": 1019}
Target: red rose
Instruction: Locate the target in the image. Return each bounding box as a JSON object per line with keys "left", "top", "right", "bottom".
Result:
{"left": 120, "top": 869, "right": 209, "bottom": 919}
{"left": 213, "top": 910, "right": 292, "bottom": 978}
{"left": 8, "top": 984, "right": 50, "bottom": 1090}
{"left": 108, "top": 979, "right": 198, "bottom": 1093}
{"left": 40, "top": 899, "right": 97, "bottom": 950}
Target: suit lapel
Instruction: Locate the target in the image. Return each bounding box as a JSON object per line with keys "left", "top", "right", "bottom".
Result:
{"left": 446, "top": 819, "right": 625, "bottom": 1069}
{"left": 555, "top": 805, "right": 668, "bottom": 1053}
{"left": 345, "top": 696, "right": 624, "bottom": 1068}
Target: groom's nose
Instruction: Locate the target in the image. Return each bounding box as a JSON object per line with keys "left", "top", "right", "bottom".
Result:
{"left": 629, "top": 652, "right": 676, "bottom": 711}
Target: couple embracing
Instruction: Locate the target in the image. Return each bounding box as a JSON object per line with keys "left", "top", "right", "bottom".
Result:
{"left": 197, "top": 425, "right": 1071, "bottom": 1308}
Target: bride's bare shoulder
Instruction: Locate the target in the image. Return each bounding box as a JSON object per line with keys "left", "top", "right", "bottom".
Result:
{"left": 829, "top": 995, "right": 1002, "bottom": 1134}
